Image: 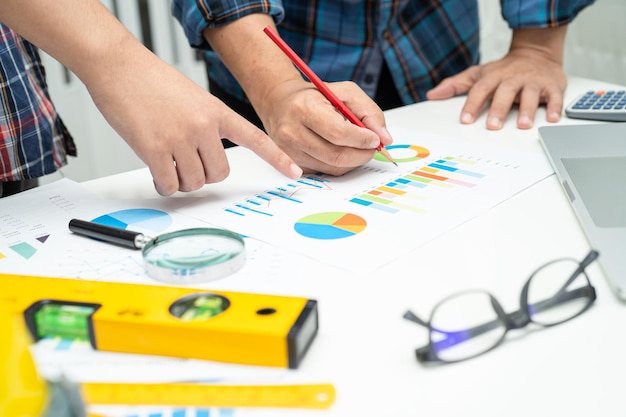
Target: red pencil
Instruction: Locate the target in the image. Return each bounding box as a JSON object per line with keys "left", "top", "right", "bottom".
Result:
{"left": 263, "top": 26, "right": 397, "bottom": 166}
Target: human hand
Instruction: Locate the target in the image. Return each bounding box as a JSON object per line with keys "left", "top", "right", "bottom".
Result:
{"left": 426, "top": 27, "right": 568, "bottom": 130}
{"left": 256, "top": 79, "right": 394, "bottom": 176}
{"left": 201, "top": 16, "right": 392, "bottom": 176}
{"left": 88, "top": 52, "right": 302, "bottom": 196}
{"left": 0, "top": 0, "right": 302, "bottom": 196}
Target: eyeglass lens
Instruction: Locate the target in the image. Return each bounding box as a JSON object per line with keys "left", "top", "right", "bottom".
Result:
{"left": 425, "top": 256, "right": 595, "bottom": 362}
{"left": 429, "top": 291, "right": 506, "bottom": 362}
{"left": 526, "top": 258, "right": 593, "bottom": 325}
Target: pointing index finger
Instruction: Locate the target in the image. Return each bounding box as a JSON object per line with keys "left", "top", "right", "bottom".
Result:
{"left": 225, "top": 114, "right": 303, "bottom": 180}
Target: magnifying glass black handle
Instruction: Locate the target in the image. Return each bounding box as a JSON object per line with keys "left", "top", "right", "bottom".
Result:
{"left": 69, "top": 219, "right": 151, "bottom": 249}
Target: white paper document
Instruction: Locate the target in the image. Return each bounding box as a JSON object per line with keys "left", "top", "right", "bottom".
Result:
{"left": 1, "top": 179, "right": 322, "bottom": 395}
{"left": 176, "top": 128, "right": 553, "bottom": 272}
{"left": 0, "top": 178, "right": 310, "bottom": 288}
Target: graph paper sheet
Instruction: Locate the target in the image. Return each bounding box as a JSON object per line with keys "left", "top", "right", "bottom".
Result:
{"left": 176, "top": 127, "right": 553, "bottom": 273}
{"left": 0, "top": 178, "right": 315, "bottom": 292}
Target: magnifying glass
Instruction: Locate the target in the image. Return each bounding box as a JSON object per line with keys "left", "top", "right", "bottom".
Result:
{"left": 68, "top": 218, "right": 245, "bottom": 284}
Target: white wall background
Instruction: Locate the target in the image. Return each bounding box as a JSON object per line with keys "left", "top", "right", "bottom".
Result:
{"left": 40, "top": 0, "right": 626, "bottom": 185}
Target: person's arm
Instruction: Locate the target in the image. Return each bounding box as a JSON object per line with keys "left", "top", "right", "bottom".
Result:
{"left": 203, "top": 14, "right": 393, "bottom": 176}
{"left": 426, "top": 26, "right": 568, "bottom": 130}
{"left": 0, "top": 0, "right": 302, "bottom": 195}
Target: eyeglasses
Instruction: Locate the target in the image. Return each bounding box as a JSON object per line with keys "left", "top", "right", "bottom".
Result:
{"left": 403, "top": 250, "right": 599, "bottom": 364}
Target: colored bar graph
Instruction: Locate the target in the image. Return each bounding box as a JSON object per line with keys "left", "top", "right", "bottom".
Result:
{"left": 351, "top": 193, "right": 427, "bottom": 214}
{"left": 421, "top": 166, "right": 439, "bottom": 174}
{"left": 406, "top": 172, "right": 454, "bottom": 188}
{"left": 385, "top": 181, "right": 408, "bottom": 190}
{"left": 429, "top": 161, "right": 485, "bottom": 178}
{"left": 348, "top": 154, "right": 487, "bottom": 215}
{"left": 399, "top": 178, "right": 427, "bottom": 189}
{"left": 376, "top": 185, "right": 406, "bottom": 196}
{"left": 413, "top": 170, "right": 448, "bottom": 182}
{"left": 350, "top": 197, "right": 399, "bottom": 213}
{"left": 368, "top": 190, "right": 399, "bottom": 200}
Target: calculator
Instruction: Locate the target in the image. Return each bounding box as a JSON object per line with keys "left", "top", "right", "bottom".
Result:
{"left": 565, "top": 90, "right": 626, "bottom": 122}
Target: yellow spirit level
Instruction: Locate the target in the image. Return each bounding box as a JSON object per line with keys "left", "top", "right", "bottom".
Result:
{"left": 1, "top": 305, "right": 334, "bottom": 415}
{"left": 0, "top": 273, "right": 318, "bottom": 369}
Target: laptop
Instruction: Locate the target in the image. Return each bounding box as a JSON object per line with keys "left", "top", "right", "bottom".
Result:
{"left": 538, "top": 122, "right": 626, "bottom": 299}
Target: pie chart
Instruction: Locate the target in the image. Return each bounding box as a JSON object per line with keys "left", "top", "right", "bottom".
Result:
{"left": 91, "top": 208, "right": 172, "bottom": 234}
{"left": 374, "top": 144, "right": 430, "bottom": 163}
{"left": 294, "top": 212, "right": 367, "bottom": 240}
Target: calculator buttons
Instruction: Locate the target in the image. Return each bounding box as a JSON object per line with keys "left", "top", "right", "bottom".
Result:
{"left": 566, "top": 90, "right": 626, "bottom": 122}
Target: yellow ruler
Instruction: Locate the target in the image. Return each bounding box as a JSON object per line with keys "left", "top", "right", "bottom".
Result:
{"left": 81, "top": 382, "right": 335, "bottom": 409}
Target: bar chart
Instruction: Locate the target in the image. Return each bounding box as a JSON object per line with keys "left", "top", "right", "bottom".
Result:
{"left": 349, "top": 156, "right": 487, "bottom": 215}
{"left": 223, "top": 176, "right": 333, "bottom": 218}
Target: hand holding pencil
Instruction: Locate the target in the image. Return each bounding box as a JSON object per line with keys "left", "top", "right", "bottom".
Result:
{"left": 263, "top": 26, "right": 397, "bottom": 166}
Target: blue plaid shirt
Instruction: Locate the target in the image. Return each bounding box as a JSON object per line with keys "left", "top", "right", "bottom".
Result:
{"left": 0, "top": 24, "right": 75, "bottom": 182}
{"left": 172, "top": 0, "right": 594, "bottom": 105}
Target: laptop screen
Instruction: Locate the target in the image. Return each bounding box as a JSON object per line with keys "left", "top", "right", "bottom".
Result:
{"left": 562, "top": 155, "right": 626, "bottom": 227}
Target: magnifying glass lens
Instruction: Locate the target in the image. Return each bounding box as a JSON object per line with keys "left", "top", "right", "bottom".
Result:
{"left": 142, "top": 228, "right": 245, "bottom": 283}
{"left": 145, "top": 235, "right": 242, "bottom": 267}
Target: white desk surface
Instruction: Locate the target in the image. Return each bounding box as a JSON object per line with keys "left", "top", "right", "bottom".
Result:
{"left": 84, "top": 76, "right": 626, "bottom": 417}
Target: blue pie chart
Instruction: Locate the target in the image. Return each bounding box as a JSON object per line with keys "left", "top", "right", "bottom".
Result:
{"left": 294, "top": 212, "right": 367, "bottom": 240}
{"left": 91, "top": 208, "right": 172, "bottom": 234}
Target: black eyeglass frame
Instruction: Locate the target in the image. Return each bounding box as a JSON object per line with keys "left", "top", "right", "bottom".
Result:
{"left": 403, "top": 250, "right": 599, "bottom": 364}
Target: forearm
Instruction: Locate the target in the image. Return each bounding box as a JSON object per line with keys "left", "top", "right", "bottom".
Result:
{"left": 509, "top": 26, "right": 568, "bottom": 65}
{"left": 0, "top": 0, "right": 155, "bottom": 87}
{"left": 202, "top": 14, "right": 304, "bottom": 117}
